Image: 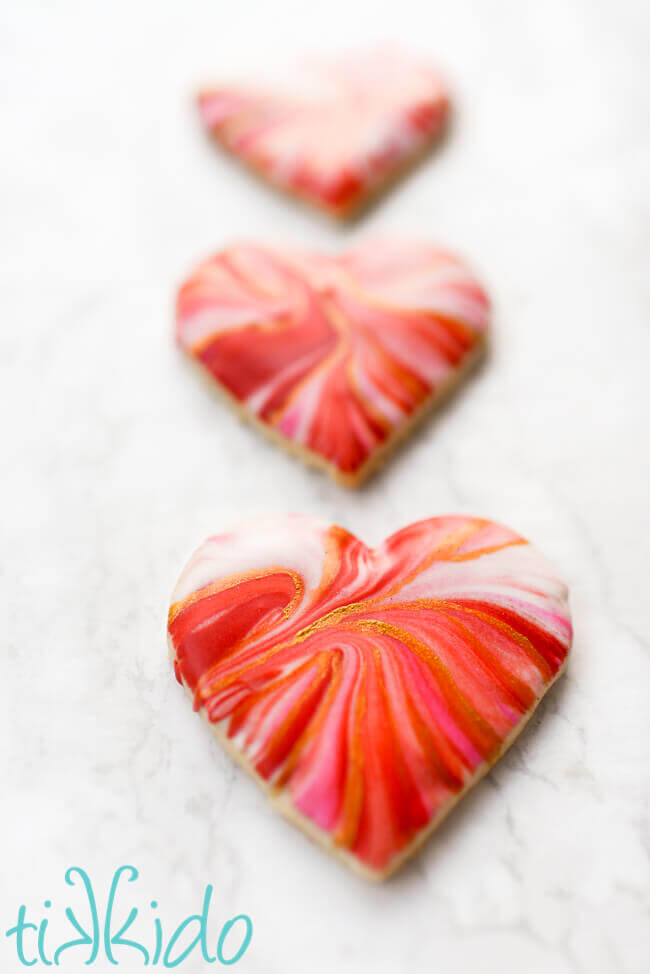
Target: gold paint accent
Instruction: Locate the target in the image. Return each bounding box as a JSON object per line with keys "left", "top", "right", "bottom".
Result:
{"left": 334, "top": 655, "right": 367, "bottom": 848}
{"left": 276, "top": 651, "right": 344, "bottom": 788}
{"left": 436, "top": 601, "right": 555, "bottom": 682}
{"left": 342, "top": 618, "right": 500, "bottom": 756}
{"left": 256, "top": 653, "right": 332, "bottom": 772}
{"left": 168, "top": 565, "right": 303, "bottom": 626}
{"left": 434, "top": 609, "right": 535, "bottom": 709}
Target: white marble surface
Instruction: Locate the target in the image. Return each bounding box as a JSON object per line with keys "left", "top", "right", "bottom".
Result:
{"left": 1, "top": 1, "right": 649, "bottom": 971}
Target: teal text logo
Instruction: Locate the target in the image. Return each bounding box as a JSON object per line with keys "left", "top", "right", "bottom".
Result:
{"left": 5, "top": 866, "right": 253, "bottom": 967}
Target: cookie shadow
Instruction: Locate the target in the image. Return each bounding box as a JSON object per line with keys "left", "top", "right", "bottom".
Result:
{"left": 386, "top": 674, "right": 572, "bottom": 889}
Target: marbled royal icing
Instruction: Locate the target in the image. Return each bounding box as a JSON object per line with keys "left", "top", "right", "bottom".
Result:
{"left": 197, "top": 50, "right": 449, "bottom": 216}
{"left": 168, "top": 515, "right": 572, "bottom": 878}
{"left": 176, "top": 240, "right": 489, "bottom": 484}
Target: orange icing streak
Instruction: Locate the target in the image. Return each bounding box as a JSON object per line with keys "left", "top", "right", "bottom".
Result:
{"left": 168, "top": 515, "right": 572, "bottom": 873}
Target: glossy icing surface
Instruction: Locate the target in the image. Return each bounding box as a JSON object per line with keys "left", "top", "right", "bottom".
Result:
{"left": 197, "top": 50, "right": 449, "bottom": 215}
{"left": 176, "top": 240, "right": 489, "bottom": 481}
{"left": 168, "top": 515, "right": 572, "bottom": 877}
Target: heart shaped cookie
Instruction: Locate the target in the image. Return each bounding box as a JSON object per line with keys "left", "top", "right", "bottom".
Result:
{"left": 197, "top": 50, "right": 449, "bottom": 217}
{"left": 168, "top": 515, "right": 572, "bottom": 879}
{"left": 176, "top": 239, "right": 489, "bottom": 486}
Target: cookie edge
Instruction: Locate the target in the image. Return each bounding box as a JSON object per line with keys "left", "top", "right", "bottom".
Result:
{"left": 198, "top": 96, "right": 450, "bottom": 221}
{"left": 168, "top": 629, "right": 568, "bottom": 882}
{"left": 179, "top": 331, "right": 487, "bottom": 488}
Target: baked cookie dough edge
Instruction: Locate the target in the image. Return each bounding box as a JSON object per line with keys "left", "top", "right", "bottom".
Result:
{"left": 181, "top": 331, "right": 487, "bottom": 489}
{"left": 167, "top": 630, "right": 568, "bottom": 882}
